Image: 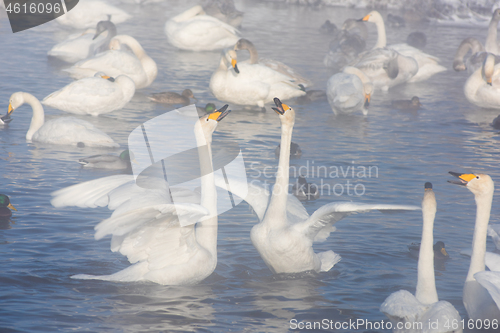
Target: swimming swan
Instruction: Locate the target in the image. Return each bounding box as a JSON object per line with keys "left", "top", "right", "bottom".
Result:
{"left": 215, "top": 98, "right": 420, "bottom": 274}
{"left": 65, "top": 35, "right": 157, "bottom": 89}
{"left": 42, "top": 73, "right": 135, "bottom": 116}
{"left": 449, "top": 172, "right": 500, "bottom": 320}
{"left": 209, "top": 50, "right": 305, "bottom": 107}
{"left": 234, "top": 39, "right": 312, "bottom": 88}
{"left": 6, "top": 92, "right": 118, "bottom": 147}
{"left": 51, "top": 107, "right": 231, "bottom": 285}
{"left": 165, "top": 5, "right": 240, "bottom": 51}
{"left": 464, "top": 54, "right": 500, "bottom": 109}
{"left": 361, "top": 11, "right": 446, "bottom": 83}
{"left": 381, "top": 182, "right": 462, "bottom": 333}
{"left": 326, "top": 66, "right": 373, "bottom": 115}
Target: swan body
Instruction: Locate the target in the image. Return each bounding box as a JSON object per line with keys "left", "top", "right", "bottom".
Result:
{"left": 362, "top": 11, "right": 446, "bottom": 83}
{"left": 326, "top": 66, "right": 373, "bottom": 115}
{"left": 6, "top": 92, "right": 118, "bottom": 147}
{"left": 209, "top": 50, "right": 305, "bottom": 107}
{"left": 353, "top": 47, "right": 418, "bottom": 91}
{"left": 48, "top": 20, "right": 117, "bottom": 63}
{"left": 381, "top": 183, "right": 462, "bottom": 333}
{"left": 234, "top": 39, "right": 311, "bottom": 88}
{"left": 42, "top": 73, "right": 135, "bottom": 116}
{"left": 464, "top": 54, "right": 500, "bottom": 109}
{"left": 165, "top": 5, "right": 240, "bottom": 51}
{"left": 65, "top": 35, "right": 157, "bottom": 89}
{"left": 449, "top": 172, "right": 500, "bottom": 320}
{"left": 78, "top": 150, "right": 131, "bottom": 169}
{"left": 218, "top": 98, "right": 419, "bottom": 274}
{"left": 51, "top": 107, "right": 231, "bottom": 285}
{"left": 55, "top": 1, "right": 131, "bottom": 29}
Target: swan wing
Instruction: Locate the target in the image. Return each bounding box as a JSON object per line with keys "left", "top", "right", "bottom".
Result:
{"left": 420, "top": 301, "right": 462, "bottom": 333}
{"left": 474, "top": 271, "right": 500, "bottom": 310}
{"left": 260, "top": 57, "right": 312, "bottom": 87}
{"left": 299, "top": 202, "right": 420, "bottom": 243}
{"left": 380, "top": 290, "right": 428, "bottom": 326}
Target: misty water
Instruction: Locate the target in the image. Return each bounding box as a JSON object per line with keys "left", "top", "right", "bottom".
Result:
{"left": 1, "top": 1, "right": 500, "bottom": 332}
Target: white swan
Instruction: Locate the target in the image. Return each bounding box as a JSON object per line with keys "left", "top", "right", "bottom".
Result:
{"left": 65, "top": 35, "right": 157, "bottom": 89}
{"left": 361, "top": 11, "right": 446, "bottom": 83}
{"left": 326, "top": 66, "right": 373, "bottom": 115}
{"left": 215, "top": 98, "right": 419, "bottom": 274}
{"left": 449, "top": 172, "right": 500, "bottom": 320}
{"left": 353, "top": 47, "right": 418, "bottom": 91}
{"left": 209, "top": 50, "right": 305, "bottom": 107}
{"left": 42, "top": 73, "right": 135, "bottom": 116}
{"left": 6, "top": 92, "right": 118, "bottom": 147}
{"left": 453, "top": 37, "right": 488, "bottom": 73}
{"left": 165, "top": 5, "right": 240, "bottom": 51}
{"left": 50, "top": 107, "right": 231, "bottom": 285}
{"left": 464, "top": 54, "right": 500, "bottom": 109}
{"left": 485, "top": 9, "right": 500, "bottom": 55}
{"left": 381, "top": 182, "right": 462, "bottom": 333}
{"left": 55, "top": 1, "right": 131, "bottom": 29}
{"left": 48, "top": 20, "right": 117, "bottom": 64}
{"left": 234, "top": 39, "right": 312, "bottom": 88}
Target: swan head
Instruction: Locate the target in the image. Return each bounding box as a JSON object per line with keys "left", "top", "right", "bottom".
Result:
{"left": 448, "top": 172, "right": 494, "bottom": 197}
{"left": 234, "top": 38, "right": 254, "bottom": 51}
{"left": 272, "top": 97, "right": 295, "bottom": 125}
{"left": 7, "top": 92, "right": 25, "bottom": 117}
{"left": 482, "top": 54, "right": 496, "bottom": 85}
{"left": 93, "top": 72, "right": 115, "bottom": 82}
{"left": 364, "top": 83, "right": 373, "bottom": 108}
{"left": 226, "top": 49, "right": 239, "bottom": 73}
{"left": 109, "top": 38, "right": 121, "bottom": 51}
{"left": 422, "top": 182, "right": 436, "bottom": 216}
{"left": 195, "top": 104, "right": 231, "bottom": 143}
{"left": 360, "top": 11, "right": 382, "bottom": 24}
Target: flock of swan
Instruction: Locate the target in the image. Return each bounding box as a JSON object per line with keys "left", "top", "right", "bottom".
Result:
{"left": 2, "top": 0, "right": 500, "bottom": 330}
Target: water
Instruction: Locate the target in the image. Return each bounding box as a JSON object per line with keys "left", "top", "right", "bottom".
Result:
{"left": 1, "top": 1, "right": 500, "bottom": 332}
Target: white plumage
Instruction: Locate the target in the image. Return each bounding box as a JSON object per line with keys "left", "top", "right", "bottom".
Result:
{"left": 327, "top": 66, "right": 373, "bottom": 115}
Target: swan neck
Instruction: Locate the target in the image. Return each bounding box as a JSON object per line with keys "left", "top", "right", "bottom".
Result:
{"left": 194, "top": 122, "right": 217, "bottom": 255}
{"left": 23, "top": 93, "right": 45, "bottom": 141}
{"left": 415, "top": 192, "right": 438, "bottom": 304}
{"left": 265, "top": 119, "right": 294, "bottom": 225}
{"left": 173, "top": 5, "right": 204, "bottom": 22}
{"left": 467, "top": 189, "right": 493, "bottom": 281}
{"left": 247, "top": 45, "right": 259, "bottom": 64}
{"left": 373, "top": 18, "right": 386, "bottom": 48}
{"left": 485, "top": 17, "right": 499, "bottom": 53}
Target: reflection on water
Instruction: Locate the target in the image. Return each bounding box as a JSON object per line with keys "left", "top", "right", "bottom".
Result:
{"left": 1, "top": 0, "right": 500, "bottom": 332}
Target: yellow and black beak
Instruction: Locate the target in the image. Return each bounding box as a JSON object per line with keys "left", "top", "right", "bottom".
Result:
{"left": 8, "top": 203, "right": 17, "bottom": 211}
{"left": 8, "top": 103, "right": 14, "bottom": 116}
{"left": 272, "top": 97, "right": 289, "bottom": 115}
{"left": 441, "top": 247, "right": 449, "bottom": 257}
{"left": 364, "top": 94, "right": 371, "bottom": 108}
{"left": 487, "top": 77, "right": 493, "bottom": 86}
{"left": 101, "top": 75, "right": 115, "bottom": 82}
{"left": 208, "top": 105, "right": 231, "bottom": 122}
{"left": 231, "top": 58, "right": 239, "bottom": 74}
{"left": 448, "top": 172, "right": 477, "bottom": 186}
{"left": 359, "top": 13, "right": 370, "bottom": 22}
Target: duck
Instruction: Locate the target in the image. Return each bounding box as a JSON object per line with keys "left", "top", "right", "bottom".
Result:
{"left": 65, "top": 35, "right": 157, "bottom": 89}
{"left": 149, "top": 89, "right": 196, "bottom": 105}
{"left": 323, "top": 19, "right": 368, "bottom": 70}
{"left": 234, "top": 38, "right": 312, "bottom": 88}
{"left": 386, "top": 13, "right": 405, "bottom": 28}
{"left": 294, "top": 87, "right": 326, "bottom": 104}
{"left": 55, "top": 1, "right": 131, "bottom": 29}
{"left": 209, "top": 49, "right": 306, "bottom": 108}
{"left": 449, "top": 172, "right": 500, "bottom": 320}
{"left": 320, "top": 20, "right": 337, "bottom": 34}
{"left": 6, "top": 92, "right": 118, "bottom": 147}
{"left": 275, "top": 141, "right": 302, "bottom": 159}
{"left": 292, "top": 175, "right": 319, "bottom": 201}
{"left": 78, "top": 149, "right": 132, "bottom": 170}
{"left": 406, "top": 32, "right": 426, "bottom": 50}
{"left": 326, "top": 66, "right": 373, "bottom": 115}
{"left": 408, "top": 241, "right": 449, "bottom": 260}
{"left": 0, "top": 194, "right": 16, "bottom": 218}
{"left": 48, "top": 20, "right": 117, "bottom": 64}
{"left": 202, "top": 0, "right": 244, "bottom": 27}
{"left": 381, "top": 182, "right": 462, "bottom": 332}
{"left": 42, "top": 72, "right": 135, "bottom": 116}
{"left": 391, "top": 96, "right": 422, "bottom": 111}
{"left": 464, "top": 54, "right": 500, "bottom": 109}
{"left": 50, "top": 106, "right": 231, "bottom": 285}
{"left": 215, "top": 98, "right": 420, "bottom": 274}
{"left": 361, "top": 11, "right": 446, "bottom": 83}
{"left": 165, "top": 5, "right": 240, "bottom": 51}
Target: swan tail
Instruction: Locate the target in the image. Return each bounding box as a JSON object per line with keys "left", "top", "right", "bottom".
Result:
{"left": 318, "top": 250, "right": 341, "bottom": 272}
{"left": 71, "top": 262, "right": 148, "bottom": 282}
